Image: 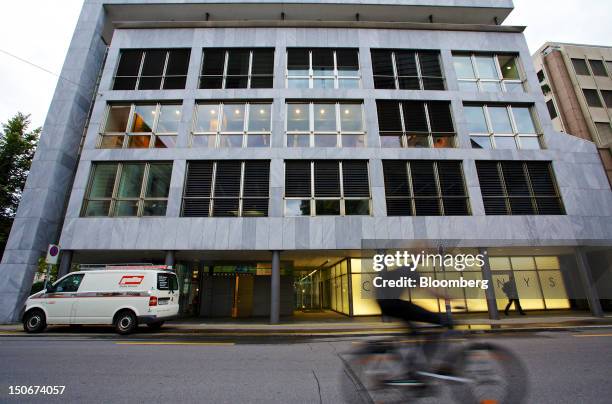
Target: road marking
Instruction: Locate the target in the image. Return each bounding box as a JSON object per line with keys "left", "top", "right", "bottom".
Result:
{"left": 115, "top": 341, "right": 235, "bottom": 346}
{"left": 573, "top": 333, "right": 612, "bottom": 338}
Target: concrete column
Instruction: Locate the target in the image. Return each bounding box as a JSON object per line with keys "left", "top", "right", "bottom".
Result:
{"left": 270, "top": 250, "right": 281, "bottom": 324}
{"left": 164, "top": 251, "right": 176, "bottom": 268}
{"left": 575, "top": 247, "right": 604, "bottom": 317}
{"left": 479, "top": 248, "right": 500, "bottom": 320}
{"left": 57, "top": 250, "right": 73, "bottom": 278}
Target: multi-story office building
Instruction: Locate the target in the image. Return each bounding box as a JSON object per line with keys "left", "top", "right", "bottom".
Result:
{"left": 1, "top": 0, "right": 611, "bottom": 323}
{"left": 533, "top": 42, "right": 612, "bottom": 186}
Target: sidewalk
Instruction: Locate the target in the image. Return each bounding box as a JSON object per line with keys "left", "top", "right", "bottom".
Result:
{"left": 3, "top": 312, "right": 610, "bottom": 336}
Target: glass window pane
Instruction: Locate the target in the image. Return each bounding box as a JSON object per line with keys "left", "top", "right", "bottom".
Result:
{"left": 131, "top": 105, "right": 156, "bottom": 132}
{"left": 338, "top": 78, "right": 359, "bottom": 89}
{"left": 226, "top": 49, "right": 250, "bottom": 76}
{"left": 287, "top": 49, "right": 309, "bottom": 75}
{"left": 315, "top": 200, "right": 340, "bottom": 215}
{"left": 287, "top": 104, "right": 309, "bottom": 131}
{"left": 222, "top": 104, "right": 245, "bottom": 132}
{"left": 191, "top": 134, "right": 216, "bottom": 148}
{"left": 494, "top": 136, "right": 517, "bottom": 149}
{"left": 100, "top": 135, "right": 124, "bottom": 149}
{"left": 154, "top": 135, "right": 176, "bottom": 148}
{"left": 251, "top": 49, "right": 274, "bottom": 75}
{"left": 84, "top": 200, "right": 111, "bottom": 217}
{"left": 339, "top": 104, "right": 363, "bottom": 132}
{"left": 313, "top": 78, "right": 335, "bottom": 89}
{"left": 519, "top": 136, "right": 541, "bottom": 150}
{"left": 488, "top": 106, "right": 513, "bottom": 133}
{"left": 219, "top": 134, "right": 243, "bottom": 147}
{"left": 247, "top": 134, "right": 270, "bottom": 147}
{"left": 314, "top": 133, "right": 337, "bottom": 147}
{"left": 104, "top": 106, "right": 131, "bottom": 132}
{"left": 380, "top": 134, "right": 403, "bottom": 148}
{"left": 127, "top": 135, "right": 151, "bottom": 148}
{"left": 498, "top": 55, "right": 520, "bottom": 80}
{"left": 453, "top": 55, "right": 475, "bottom": 79}
{"left": 89, "top": 164, "right": 118, "bottom": 198}
{"left": 165, "top": 49, "right": 190, "bottom": 76}
{"left": 250, "top": 76, "right": 273, "bottom": 88}
{"left": 589, "top": 59, "right": 607, "bottom": 76}
{"left": 572, "top": 58, "right": 589, "bottom": 75}
{"left": 470, "top": 136, "right": 492, "bottom": 149}
{"left": 199, "top": 76, "right": 223, "bottom": 89}
{"left": 433, "top": 135, "right": 454, "bottom": 148}
{"left": 225, "top": 76, "right": 248, "bottom": 89}
{"left": 504, "top": 82, "right": 524, "bottom": 93}
{"left": 162, "top": 76, "right": 186, "bottom": 90}
{"left": 141, "top": 50, "right": 166, "bottom": 76}
{"left": 156, "top": 105, "right": 181, "bottom": 133}
{"left": 143, "top": 200, "right": 167, "bottom": 216}
{"left": 112, "top": 77, "right": 137, "bottom": 90}
{"left": 115, "top": 200, "right": 139, "bottom": 216}
{"left": 583, "top": 89, "right": 603, "bottom": 107}
{"left": 475, "top": 55, "right": 498, "bottom": 79}
{"left": 342, "top": 134, "right": 365, "bottom": 147}
{"left": 137, "top": 76, "right": 162, "bottom": 90}
{"left": 146, "top": 164, "right": 172, "bottom": 198}
{"left": 345, "top": 199, "right": 370, "bottom": 215}
{"left": 116, "top": 50, "right": 143, "bottom": 77}
{"left": 480, "top": 81, "right": 501, "bottom": 92}
{"left": 195, "top": 104, "right": 220, "bottom": 132}
{"left": 406, "top": 134, "right": 430, "bottom": 148}
{"left": 395, "top": 51, "right": 417, "bottom": 77}
{"left": 458, "top": 81, "right": 478, "bottom": 92}
{"left": 117, "top": 164, "right": 145, "bottom": 198}
{"left": 288, "top": 78, "right": 309, "bottom": 88}
{"left": 248, "top": 104, "right": 271, "bottom": 132}
{"left": 512, "top": 107, "right": 537, "bottom": 133}
{"left": 286, "top": 200, "right": 310, "bottom": 216}
{"left": 336, "top": 49, "right": 359, "bottom": 76}
{"left": 287, "top": 133, "right": 310, "bottom": 147}
{"left": 312, "top": 49, "right": 334, "bottom": 76}
{"left": 313, "top": 104, "right": 336, "bottom": 131}
{"left": 465, "top": 106, "right": 488, "bottom": 133}
{"left": 202, "top": 49, "right": 225, "bottom": 75}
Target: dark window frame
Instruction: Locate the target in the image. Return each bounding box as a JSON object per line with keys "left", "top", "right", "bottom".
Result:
{"left": 476, "top": 161, "right": 565, "bottom": 216}
{"left": 181, "top": 160, "right": 270, "bottom": 217}
{"left": 371, "top": 49, "right": 445, "bottom": 90}
{"left": 82, "top": 162, "right": 172, "bottom": 217}
{"left": 376, "top": 100, "right": 456, "bottom": 148}
{"left": 199, "top": 48, "right": 274, "bottom": 89}
{"left": 382, "top": 160, "right": 470, "bottom": 216}
{"left": 284, "top": 160, "right": 371, "bottom": 216}
{"left": 113, "top": 49, "right": 190, "bottom": 90}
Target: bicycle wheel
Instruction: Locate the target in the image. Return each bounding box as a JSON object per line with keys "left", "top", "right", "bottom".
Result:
{"left": 339, "top": 344, "right": 420, "bottom": 404}
{"left": 446, "top": 342, "right": 528, "bottom": 404}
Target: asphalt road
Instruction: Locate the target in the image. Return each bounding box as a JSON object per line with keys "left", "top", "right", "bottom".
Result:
{"left": 0, "top": 328, "right": 611, "bottom": 403}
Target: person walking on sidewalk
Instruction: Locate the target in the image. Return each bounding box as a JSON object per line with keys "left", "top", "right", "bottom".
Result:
{"left": 503, "top": 274, "right": 525, "bottom": 316}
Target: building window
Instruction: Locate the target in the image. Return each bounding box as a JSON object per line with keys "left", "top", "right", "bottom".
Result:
{"left": 601, "top": 90, "right": 612, "bottom": 108}
{"left": 181, "top": 161, "right": 270, "bottom": 217}
{"left": 286, "top": 48, "right": 360, "bottom": 89}
{"left": 476, "top": 161, "right": 564, "bottom": 215}
{"left": 286, "top": 102, "right": 365, "bottom": 147}
{"left": 465, "top": 104, "right": 542, "bottom": 150}
{"left": 371, "top": 49, "right": 445, "bottom": 90}
{"left": 199, "top": 48, "right": 274, "bottom": 89}
{"left": 583, "top": 89, "right": 603, "bottom": 108}
{"left": 192, "top": 102, "right": 271, "bottom": 148}
{"left": 595, "top": 122, "right": 612, "bottom": 146}
{"left": 537, "top": 70, "right": 545, "bottom": 83}
{"left": 376, "top": 100, "right": 455, "bottom": 148}
{"left": 284, "top": 160, "right": 370, "bottom": 216}
{"left": 589, "top": 60, "right": 608, "bottom": 77}
{"left": 99, "top": 103, "right": 181, "bottom": 149}
{"left": 453, "top": 53, "right": 524, "bottom": 93}
{"left": 382, "top": 160, "right": 469, "bottom": 216}
{"left": 82, "top": 162, "right": 172, "bottom": 217}
{"left": 571, "top": 58, "right": 590, "bottom": 76}
{"left": 546, "top": 100, "right": 558, "bottom": 120}
{"left": 113, "top": 49, "right": 190, "bottom": 90}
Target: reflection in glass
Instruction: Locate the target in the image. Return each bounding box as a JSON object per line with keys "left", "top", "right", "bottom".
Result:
{"left": 512, "top": 107, "right": 536, "bottom": 133}
{"left": 470, "top": 136, "right": 492, "bottom": 149}
{"left": 195, "top": 104, "right": 220, "bottom": 132}
{"left": 286, "top": 199, "right": 311, "bottom": 216}
{"left": 131, "top": 105, "right": 156, "bottom": 132}
{"left": 475, "top": 55, "right": 498, "bottom": 79}
{"left": 157, "top": 105, "right": 181, "bottom": 133}
{"left": 105, "top": 106, "right": 130, "bottom": 132}
{"left": 465, "top": 106, "right": 488, "bottom": 133}
{"left": 453, "top": 55, "right": 475, "bottom": 79}
{"left": 488, "top": 106, "right": 513, "bottom": 133}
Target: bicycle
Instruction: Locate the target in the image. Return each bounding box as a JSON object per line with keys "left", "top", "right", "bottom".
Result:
{"left": 340, "top": 322, "right": 528, "bottom": 403}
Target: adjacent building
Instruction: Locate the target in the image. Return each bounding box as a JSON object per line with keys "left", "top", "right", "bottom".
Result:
{"left": 533, "top": 42, "right": 612, "bottom": 186}
{"left": 1, "top": 0, "right": 611, "bottom": 324}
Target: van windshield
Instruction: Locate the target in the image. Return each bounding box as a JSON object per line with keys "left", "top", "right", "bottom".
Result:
{"left": 157, "top": 273, "right": 178, "bottom": 291}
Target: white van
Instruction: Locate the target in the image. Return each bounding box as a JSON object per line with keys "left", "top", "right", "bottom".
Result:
{"left": 22, "top": 266, "right": 180, "bottom": 335}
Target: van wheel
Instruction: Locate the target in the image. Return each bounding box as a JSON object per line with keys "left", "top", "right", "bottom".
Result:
{"left": 147, "top": 321, "right": 164, "bottom": 330}
{"left": 114, "top": 310, "right": 137, "bottom": 335}
{"left": 23, "top": 310, "right": 46, "bottom": 333}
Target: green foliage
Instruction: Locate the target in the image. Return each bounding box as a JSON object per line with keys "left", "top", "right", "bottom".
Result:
{"left": 0, "top": 113, "right": 40, "bottom": 255}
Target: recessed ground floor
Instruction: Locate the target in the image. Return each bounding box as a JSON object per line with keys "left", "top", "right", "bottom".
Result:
{"left": 69, "top": 246, "right": 611, "bottom": 320}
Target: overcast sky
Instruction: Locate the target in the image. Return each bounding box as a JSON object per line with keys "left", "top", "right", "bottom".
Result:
{"left": 0, "top": 0, "right": 611, "bottom": 130}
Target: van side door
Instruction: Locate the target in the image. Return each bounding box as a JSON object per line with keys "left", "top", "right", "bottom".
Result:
{"left": 43, "top": 274, "right": 85, "bottom": 324}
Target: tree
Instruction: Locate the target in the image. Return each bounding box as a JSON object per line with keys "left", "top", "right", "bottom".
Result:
{"left": 0, "top": 113, "right": 40, "bottom": 255}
